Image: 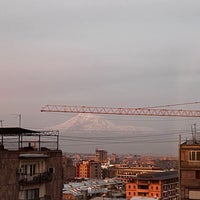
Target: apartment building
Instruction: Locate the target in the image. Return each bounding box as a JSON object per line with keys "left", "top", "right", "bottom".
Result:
{"left": 179, "top": 138, "right": 200, "bottom": 200}
{"left": 126, "top": 171, "right": 179, "bottom": 200}
{"left": 76, "top": 160, "right": 102, "bottom": 179}
{"left": 0, "top": 127, "right": 63, "bottom": 200}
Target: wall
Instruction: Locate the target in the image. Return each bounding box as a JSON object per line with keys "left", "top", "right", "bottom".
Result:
{"left": 0, "top": 150, "right": 19, "bottom": 200}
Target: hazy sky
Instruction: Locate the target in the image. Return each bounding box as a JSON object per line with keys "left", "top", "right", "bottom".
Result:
{"left": 1, "top": 0, "right": 200, "bottom": 154}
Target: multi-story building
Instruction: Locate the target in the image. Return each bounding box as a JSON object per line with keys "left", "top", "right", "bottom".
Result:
{"left": 76, "top": 160, "right": 102, "bottom": 179}
{"left": 126, "top": 171, "right": 179, "bottom": 200}
{"left": 95, "top": 149, "right": 108, "bottom": 163}
{"left": 179, "top": 137, "right": 200, "bottom": 199}
{"left": 0, "top": 127, "right": 63, "bottom": 200}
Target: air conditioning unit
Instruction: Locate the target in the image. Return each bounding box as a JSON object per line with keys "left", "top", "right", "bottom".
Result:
{"left": 48, "top": 167, "right": 55, "bottom": 173}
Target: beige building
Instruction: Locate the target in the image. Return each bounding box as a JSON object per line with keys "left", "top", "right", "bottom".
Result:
{"left": 179, "top": 138, "right": 200, "bottom": 200}
{"left": 0, "top": 127, "right": 63, "bottom": 200}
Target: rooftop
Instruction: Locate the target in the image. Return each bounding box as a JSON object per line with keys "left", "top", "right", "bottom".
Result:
{"left": 0, "top": 127, "right": 59, "bottom": 151}
{"left": 135, "top": 170, "right": 178, "bottom": 180}
{"left": 0, "top": 127, "right": 39, "bottom": 136}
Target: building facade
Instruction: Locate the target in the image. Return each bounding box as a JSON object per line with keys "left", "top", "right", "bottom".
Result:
{"left": 126, "top": 171, "right": 179, "bottom": 200}
{"left": 179, "top": 140, "right": 200, "bottom": 200}
{"left": 0, "top": 127, "right": 63, "bottom": 200}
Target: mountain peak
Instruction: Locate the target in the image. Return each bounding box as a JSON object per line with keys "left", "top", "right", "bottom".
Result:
{"left": 50, "top": 113, "right": 153, "bottom": 134}
{"left": 51, "top": 113, "right": 116, "bottom": 131}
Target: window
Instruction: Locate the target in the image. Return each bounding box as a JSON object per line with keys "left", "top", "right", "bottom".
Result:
{"left": 25, "top": 189, "right": 39, "bottom": 200}
{"left": 21, "top": 163, "right": 36, "bottom": 175}
{"left": 189, "top": 151, "right": 200, "bottom": 161}
{"left": 30, "top": 164, "right": 36, "bottom": 176}
{"left": 21, "top": 165, "right": 28, "bottom": 175}
{"left": 156, "top": 186, "right": 159, "bottom": 190}
{"left": 138, "top": 185, "right": 149, "bottom": 190}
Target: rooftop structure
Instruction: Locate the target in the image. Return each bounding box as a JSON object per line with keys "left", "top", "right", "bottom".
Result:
{"left": 0, "top": 127, "right": 59, "bottom": 151}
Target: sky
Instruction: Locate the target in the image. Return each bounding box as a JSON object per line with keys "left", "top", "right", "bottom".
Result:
{"left": 1, "top": 0, "right": 200, "bottom": 154}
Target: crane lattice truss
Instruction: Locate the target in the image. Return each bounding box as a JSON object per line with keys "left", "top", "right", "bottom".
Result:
{"left": 41, "top": 105, "right": 200, "bottom": 117}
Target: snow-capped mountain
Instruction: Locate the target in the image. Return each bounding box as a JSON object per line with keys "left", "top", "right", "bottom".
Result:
{"left": 50, "top": 113, "right": 151, "bottom": 134}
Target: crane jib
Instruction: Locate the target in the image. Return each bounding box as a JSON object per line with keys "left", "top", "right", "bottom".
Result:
{"left": 41, "top": 105, "right": 200, "bottom": 117}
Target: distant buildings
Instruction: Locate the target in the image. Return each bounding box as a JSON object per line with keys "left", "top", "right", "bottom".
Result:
{"left": 179, "top": 136, "right": 200, "bottom": 199}
{"left": 63, "top": 178, "right": 125, "bottom": 200}
{"left": 0, "top": 127, "right": 63, "bottom": 200}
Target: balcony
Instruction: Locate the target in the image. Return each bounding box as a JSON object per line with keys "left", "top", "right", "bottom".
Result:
{"left": 18, "top": 172, "right": 52, "bottom": 186}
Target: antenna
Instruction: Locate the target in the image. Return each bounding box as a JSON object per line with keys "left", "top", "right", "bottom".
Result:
{"left": 12, "top": 114, "right": 22, "bottom": 127}
{"left": 191, "top": 124, "right": 197, "bottom": 143}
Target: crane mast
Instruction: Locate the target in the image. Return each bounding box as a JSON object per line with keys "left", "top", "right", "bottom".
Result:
{"left": 41, "top": 105, "right": 200, "bottom": 117}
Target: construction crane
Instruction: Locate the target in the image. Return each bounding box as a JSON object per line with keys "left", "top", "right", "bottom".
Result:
{"left": 41, "top": 101, "right": 200, "bottom": 117}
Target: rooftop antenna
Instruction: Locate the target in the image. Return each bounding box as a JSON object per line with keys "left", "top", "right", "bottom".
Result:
{"left": 191, "top": 124, "right": 197, "bottom": 143}
{"left": 12, "top": 114, "right": 22, "bottom": 127}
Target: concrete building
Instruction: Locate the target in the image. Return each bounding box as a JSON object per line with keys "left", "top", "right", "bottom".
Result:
{"left": 126, "top": 171, "right": 179, "bottom": 200}
{"left": 0, "top": 127, "right": 63, "bottom": 200}
{"left": 179, "top": 137, "right": 200, "bottom": 200}
{"left": 76, "top": 160, "right": 102, "bottom": 179}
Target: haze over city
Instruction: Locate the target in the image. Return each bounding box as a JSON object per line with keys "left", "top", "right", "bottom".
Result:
{"left": 1, "top": 0, "right": 200, "bottom": 155}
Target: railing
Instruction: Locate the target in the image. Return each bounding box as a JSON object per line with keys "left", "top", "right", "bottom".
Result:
{"left": 19, "top": 196, "right": 51, "bottom": 200}
{"left": 18, "top": 172, "right": 52, "bottom": 186}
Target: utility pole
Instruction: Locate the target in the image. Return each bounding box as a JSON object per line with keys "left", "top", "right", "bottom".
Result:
{"left": 12, "top": 114, "right": 22, "bottom": 127}
{"left": 0, "top": 120, "right": 3, "bottom": 127}
{"left": 18, "top": 114, "right": 21, "bottom": 128}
